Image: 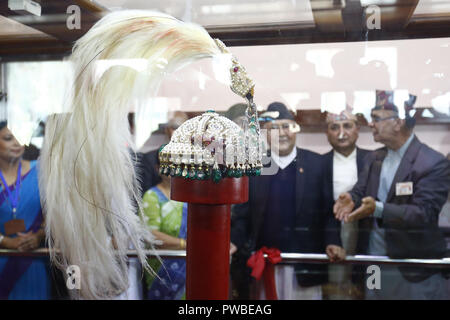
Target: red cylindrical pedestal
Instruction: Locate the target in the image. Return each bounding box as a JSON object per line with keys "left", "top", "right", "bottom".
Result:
{"left": 171, "top": 176, "right": 248, "bottom": 300}
{"left": 186, "top": 203, "right": 230, "bottom": 299}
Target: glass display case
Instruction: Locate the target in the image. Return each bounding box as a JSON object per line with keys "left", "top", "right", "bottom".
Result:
{"left": 0, "top": 0, "right": 449, "bottom": 301}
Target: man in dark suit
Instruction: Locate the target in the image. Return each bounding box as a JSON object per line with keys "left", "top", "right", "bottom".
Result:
{"left": 322, "top": 109, "right": 371, "bottom": 299}
{"left": 137, "top": 149, "right": 161, "bottom": 195}
{"left": 334, "top": 90, "right": 450, "bottom": 299}
{"left": 230, "top": 102, "right": 345, "bottom": 300}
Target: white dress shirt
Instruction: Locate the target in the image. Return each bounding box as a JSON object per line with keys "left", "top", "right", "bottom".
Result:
{"left": 271, "top": 147, "right": 297, "bottom": 170}
{"left": 332, "top": 148, "right": 358, "bottom": 201}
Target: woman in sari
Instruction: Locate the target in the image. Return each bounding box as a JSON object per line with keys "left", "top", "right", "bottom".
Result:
{"left": 0, "top": 122, "right": 50, "bottom": 299}
{"left": 142, "top": 154, "right": 187, "bottom": 300}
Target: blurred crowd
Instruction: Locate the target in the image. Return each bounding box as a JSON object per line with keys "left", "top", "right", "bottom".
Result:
{"left": 0, "top": 89, "right": 449, "bottom": 300}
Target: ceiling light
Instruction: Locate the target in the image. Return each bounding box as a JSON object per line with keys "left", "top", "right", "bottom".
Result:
{"left": 8, "top": 0, "right": 41, "bottom": 17}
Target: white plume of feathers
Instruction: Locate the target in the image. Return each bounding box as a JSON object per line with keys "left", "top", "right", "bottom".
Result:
{"left": 39, "top": 10, "right": 224, "bottom": 299}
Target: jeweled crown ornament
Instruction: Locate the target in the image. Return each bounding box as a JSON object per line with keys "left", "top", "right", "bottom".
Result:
{"left": 159, "top": 39, "right": 262, "bottom": 183}
{"left": 214, "top": 39, "right": 260, "bottom": 136}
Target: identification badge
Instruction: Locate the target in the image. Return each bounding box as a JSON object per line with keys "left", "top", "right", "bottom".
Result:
{"left": 4, "top": 219, "right": 26, "bottom": 236}
{"left": 396, "top": 182, "right": 413, "bottom": 196}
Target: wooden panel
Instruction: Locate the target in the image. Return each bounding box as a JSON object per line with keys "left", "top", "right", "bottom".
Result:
{"left": 294, "top": 108, "right": 450, "bottom": 133}
{"left": 0, "top": 0, "right": 103, "bottom": 43}
{"left": 0, "top": 1, "right": 450, "bottom": 58}
{"left": 376, "top": 0, "right": 420, "bottom": 30}
{"left": 208, "top": 15, "right": 450, "bottom": 47}
{"left": 295, "top": 109, "right": 368, "bottom": 133}
{"left": 310, "top": 0, "right": 345, "bottom": 32}
{"left": 0, "top": 37, "right": 71, "bottom": 59}
{"left": 184, "top": 109, "right": 448, "bottom": 134}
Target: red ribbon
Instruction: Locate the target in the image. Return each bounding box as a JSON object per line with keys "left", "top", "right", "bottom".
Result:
{"left": 247, "top": 247, "right": 281, "bottom": 300}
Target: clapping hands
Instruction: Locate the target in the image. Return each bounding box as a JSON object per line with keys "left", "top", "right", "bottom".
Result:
{"left": 334, "top": 192, "right": 376, "bottom": 223}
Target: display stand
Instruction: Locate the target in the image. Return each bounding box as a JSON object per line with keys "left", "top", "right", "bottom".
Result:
{"left": 171, "top": 176, "right": 248, "bottom": 300}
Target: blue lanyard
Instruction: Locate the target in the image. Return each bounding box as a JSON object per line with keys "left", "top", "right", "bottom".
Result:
{"left": 0, "top": 161, "right": 22, "bottom": 218}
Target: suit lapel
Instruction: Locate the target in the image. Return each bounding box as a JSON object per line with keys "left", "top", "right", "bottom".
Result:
{"left": 356, "top": 148, "right": 365, "bottom": 175}
{"left": 386, "top": 136, "right": 421, "bottom": 202}
{"left": 369, "top": 148, "right": 387, "bottom": 198}
{"left": 295, "top": 149, "right": 305, "bottom": 214}
{"left": 253, "top": 172, "right": 271, "bottom": 208}
{"left": 324, "top": 150, "right": 333, "bottom": 181}
{"left": 324, "top": 150, "right": 334, "bottom": 202}
{"left": 252, "top": 165, "right": 272, "bottom": 232}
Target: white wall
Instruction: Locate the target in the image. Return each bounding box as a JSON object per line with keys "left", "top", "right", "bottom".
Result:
{"left": 159, "top": 37, "right": 450, "bottom": 114}
{"left": 156, "top": 37, "right": 450, "bottom": 155}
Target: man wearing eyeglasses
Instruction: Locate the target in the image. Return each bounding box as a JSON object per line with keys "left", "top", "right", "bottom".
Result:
{"left": 334, "top": 90, "right": 450, "bottom": 299}
{"left": 323, "top": 109, "right": 371, "bottom": 299}
{"left": 230, "top": 102, "right": 345, "bottom": 300}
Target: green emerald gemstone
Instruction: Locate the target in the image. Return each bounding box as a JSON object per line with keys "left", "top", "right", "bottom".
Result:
{"left": 235, "top": 169, "right": 242, "bottom": 178}
{"left": 212, "top": 169, "right": 222, "bottom": 183}
{"left": 227, "top": 169, "right": 234, "bottom": 177}
{"left": 189, "top": 168, "right": 196, "bottom": 179}
{"left": 197, "top": 170, "right": 205, "bottom": 180}
{"left": 158, "top": 144, "right": 167, "bottom": 153}
{"left": 255, "top": 168, "right": 261, "bottom": 176}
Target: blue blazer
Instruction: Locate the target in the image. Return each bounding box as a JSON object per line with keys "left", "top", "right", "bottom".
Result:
{"left": 349, "top": 136, "right": 450, "bottom": 281}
